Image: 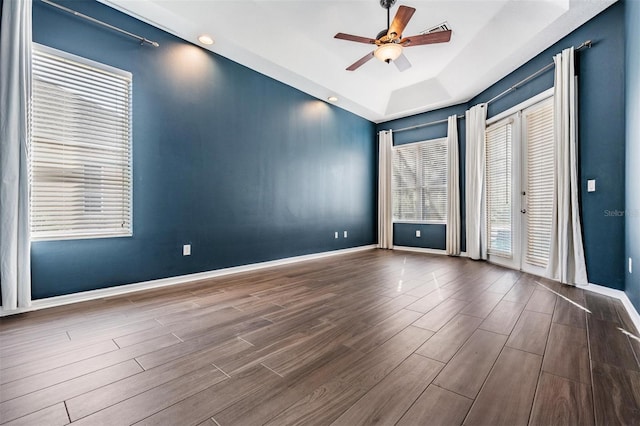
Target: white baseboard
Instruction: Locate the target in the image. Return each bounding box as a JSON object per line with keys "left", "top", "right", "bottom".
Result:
{"left": 393, "top": 246, "right": 468, "bottom": 258}
{"left": 582, "top": 282, "right": 640, "bottom": 334}
{"left": 393, "top": 246, "right": 447, "bottom": 255}
{"left": 0, "top": 245, "right": 377, "bottom": 317}
{"left": 5, "top": 245, "right": 639, "bottom": 337}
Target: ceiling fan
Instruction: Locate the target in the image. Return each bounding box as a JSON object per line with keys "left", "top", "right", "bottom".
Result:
{"left": 334, "top": 0, "right": 452, "bottom": 72}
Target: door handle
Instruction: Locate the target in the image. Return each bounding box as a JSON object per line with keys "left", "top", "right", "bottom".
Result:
{"left": 521, "top": 209, "right": 527, "bottom": 213}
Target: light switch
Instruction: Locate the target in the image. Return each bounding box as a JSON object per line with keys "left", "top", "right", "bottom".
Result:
{"left": 183, "top": 244, "right": 191, "bottom": 256}
{"left": 587, "top": 179, "right": 596, "bottom": 192}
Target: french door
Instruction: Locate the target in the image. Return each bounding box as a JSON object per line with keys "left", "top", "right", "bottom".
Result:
{"left": 485, "top": 95, "right": 554, "bottom": 276}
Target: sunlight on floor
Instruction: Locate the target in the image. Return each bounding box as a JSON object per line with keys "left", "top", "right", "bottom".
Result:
{"left": 618, "top": 327, "right": 640, "bottom": 343}
{"left": 535, "top": 281, "right": 592, "bottom": 314}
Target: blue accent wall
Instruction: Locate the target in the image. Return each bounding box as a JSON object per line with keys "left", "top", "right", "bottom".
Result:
{"left": 377, "top": 2, "right": 626, "bottom": 290}
{"left": 625, "top": 0, "right": 640, "bottom": 310}
{"left": 470, "top": 2, "right": 626, "bottom": 289}
{"left": 31, "top": 0, "right": 376, "bottom": 299}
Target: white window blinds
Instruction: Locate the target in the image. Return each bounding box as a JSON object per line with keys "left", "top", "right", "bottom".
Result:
{"left": 31, "top": 44, "right": 132, "bottom": 240}
{"left": 392, "top": 138, "right": 447, "bottom": 223}
{"left": 486, "top": 120, "right": 512, "bottom": 256}
{"left": 524, "top": 100, "right": 554, "bottom": 267}
{"left": 393, "top": 146, "right": 418, "bottom": 220}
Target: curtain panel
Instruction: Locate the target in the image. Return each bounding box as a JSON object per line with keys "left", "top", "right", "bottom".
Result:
{"left": 378, "top": 130, "right": 393, "bottom": 249}
{"left": 465, "top": 104, "right": 488, "bottom": 260}
{"left": 546, "top": 47, "right": 588, "bottom": 285}
{"left": 446, "top": 115, "right": 460, "bottom": 255}
{"left": 0, "top": 0, "right": 32, "bottom": 311}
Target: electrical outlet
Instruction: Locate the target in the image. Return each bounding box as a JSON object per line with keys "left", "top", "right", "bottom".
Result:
{"left": 416, "top": 230, "right": 421, "bottom": 238}
{"left": 630, "top": 257, "right": 633, "bottom": 274}
{"left": 343, "top": 230, "right": 348, "bottom": 238}
{"left": 183, "top": 244, "right": 191, "bottom": 256}
{"left": 334, "top": 232, "right": 339, "bottom": 239}
{"left": 587, "top": 179, "right": 596, "bottom": 192}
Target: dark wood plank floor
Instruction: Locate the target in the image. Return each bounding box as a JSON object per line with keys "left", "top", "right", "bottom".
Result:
{"left": 1, "top": 249, "right": 640, "bottom": 425}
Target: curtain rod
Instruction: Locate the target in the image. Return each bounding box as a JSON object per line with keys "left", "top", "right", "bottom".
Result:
{"left": 390, "top": 39, "right": 592, "bottom": 134}
{"left": 486, "top": 39, "right": 591, "bottom": 105}
{"left": 40, "top": 0, "right": 160, "bottom": 47}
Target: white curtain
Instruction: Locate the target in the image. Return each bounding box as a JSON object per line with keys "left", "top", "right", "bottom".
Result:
{"left": 465, "top": 104, "right": 488, "bottom": 260}
{"left": 546, "top": 47, "right": 588, "bottom": 285}
{"left": 446, "top": 115, "right": 460, "bottom": 255}
{"left": 1, "top": 0, "right": 32, "bottom": 310}
{"left": 378, "top": 130, "right": 393, "bottom": 249}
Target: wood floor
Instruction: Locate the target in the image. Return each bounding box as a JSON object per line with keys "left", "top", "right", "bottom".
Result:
{"left": 1, "top": 249, "right": 640, "bottom": 426}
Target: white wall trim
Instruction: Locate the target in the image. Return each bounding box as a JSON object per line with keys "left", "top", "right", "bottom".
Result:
{"left": 0, "top": 245, "right": 376, "bottom": 317}
{"left": 486, "top": 87, "right": 554, "bottom": 125}
{"left": 393, "top": 246, "right": 469, "bottom": 258}
{"left": 393, "top": 246, "right": 448, "bottom": 255}
{"left": 5, "top": 246, "right": 638, "bottom": 337}
{"left": 580, "top": 282, "right": 640, "bottom": 334}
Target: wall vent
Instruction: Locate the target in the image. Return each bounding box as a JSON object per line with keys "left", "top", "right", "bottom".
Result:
{"left": 420, "top": 22, "right": 450, "bottom": 35}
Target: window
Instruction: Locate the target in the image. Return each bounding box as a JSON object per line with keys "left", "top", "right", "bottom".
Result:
{"left": 392, "top": 138, "right": 448, "bottom": 223}
{"left": 31, "top": 44, "right": 132, "bottom": 240}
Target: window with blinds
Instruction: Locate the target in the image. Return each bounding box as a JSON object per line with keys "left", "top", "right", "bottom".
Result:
{"left": 392, "top": 138, "right": 447, "bottom": 223}
{"left": 524, "top": 99, "right": 554, "bottom": 267}
{"left": 486, "top": 120, "right": 512, "bottom": 256}
{"left": 31, "top": 44, "right": 132, "bottom": 240}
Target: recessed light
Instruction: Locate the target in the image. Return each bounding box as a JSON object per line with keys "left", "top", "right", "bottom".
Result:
{"left": 327, "top": 96, "right": 339, "bottom": 102}
{"left": 198, "top": 35, "right": 214, "bottom": 45}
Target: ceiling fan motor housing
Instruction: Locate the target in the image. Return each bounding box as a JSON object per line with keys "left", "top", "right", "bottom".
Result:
{"left": 379, "top": 0, "right": 397, "bottom": 9}
{"left": 376, "top": 28, "right": 389, "bottom": 40}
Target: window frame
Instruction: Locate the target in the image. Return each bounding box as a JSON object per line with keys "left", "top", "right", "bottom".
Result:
{"left": 30, "top": 43, "right": 133, "bottom": 241}
{"left": 392, "top": 137, "right": 448, "bottom": 225}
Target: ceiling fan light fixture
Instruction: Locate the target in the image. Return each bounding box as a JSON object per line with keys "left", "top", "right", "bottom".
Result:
{"left": 374, "top": 43, "right": 402, "bottom": 63}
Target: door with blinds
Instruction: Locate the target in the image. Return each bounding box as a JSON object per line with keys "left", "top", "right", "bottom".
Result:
{"left": 485, "top": 96, "right": 554, "bottom": 275}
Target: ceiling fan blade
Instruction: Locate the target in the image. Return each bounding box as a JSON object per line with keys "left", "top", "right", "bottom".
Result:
{"left": 400, "top": 30, "right": 452, "bottom": 47}
{"left": 346, "top": 51, "right": 375, "bottom": 71}
{"left": 388, "top": 6, "right": 416, "bottom": 40}
{"left": 394, "top": 53, "right": 411, "bottom": 72}
{"left": 335, "top": 33, "right": 377, "bottom": 44}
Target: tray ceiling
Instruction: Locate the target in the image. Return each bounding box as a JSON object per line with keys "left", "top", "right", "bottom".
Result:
{"left": 100, "top": 0, "right": 616, "bottom": 122}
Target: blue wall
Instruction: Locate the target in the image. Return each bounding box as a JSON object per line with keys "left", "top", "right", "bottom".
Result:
{"left": 625, "top": 0, "right": 640, "bottom": 310}
{"left": 31, "top": 0, "right": 376, "bottom": 299}
{"left": 472, "top": 2, "right": 626, "bottom": 289}
{"left": 378, "top": 2, "right": 626, "bottom": 290}
{"left": 18, "top": 0, "right": 631, "bottom": 297}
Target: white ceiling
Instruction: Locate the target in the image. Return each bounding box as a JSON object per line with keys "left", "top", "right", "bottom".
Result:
{"left": 100, "top": 0, "right": 616, "bottom": 123}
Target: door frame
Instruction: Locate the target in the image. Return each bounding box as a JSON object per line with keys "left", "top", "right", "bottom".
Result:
{"left": 485, "top": 88, "right": 554, "bottom": 276}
